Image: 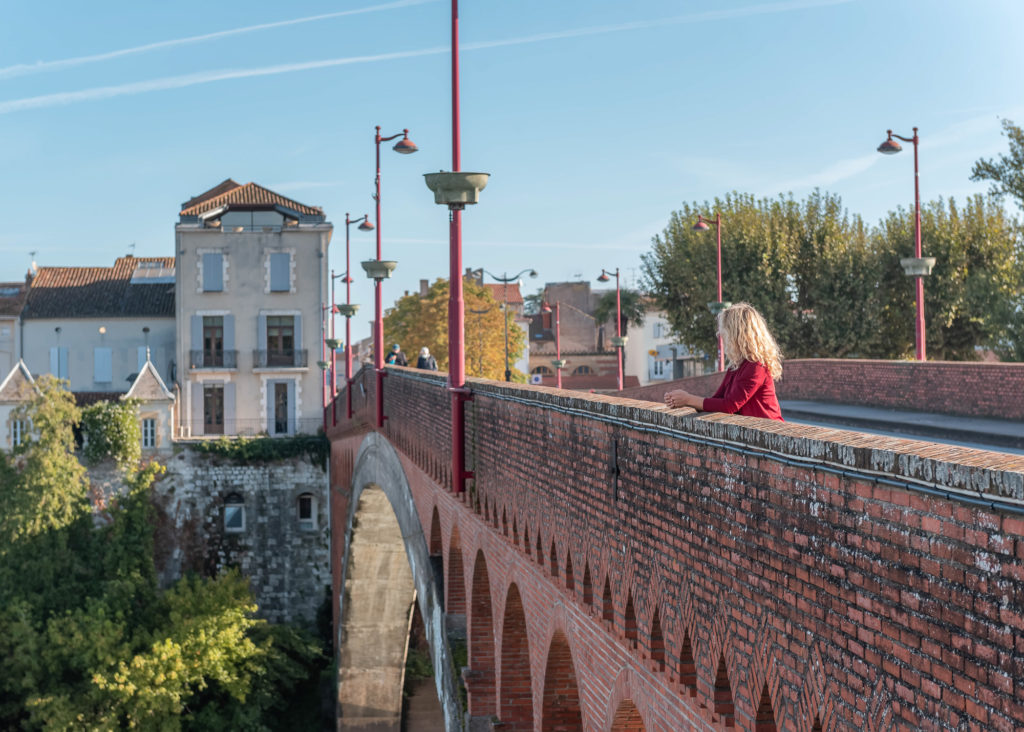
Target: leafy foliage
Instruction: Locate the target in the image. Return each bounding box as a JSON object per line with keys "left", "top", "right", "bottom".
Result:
{"left": 384, "top": 277, "right": 528, "bottom": 381}
{"left": 0, "top": 379, "right": 326, "bottom": 730}
{"left": 971, "top": 118, "right": 1024, "bottom": 211}
{"left": 192, "top": 433, "right": 329, "bottom": 470}
{"left": 80, "top": 398, "right": 142, "bottom": 469}
{"left": 593, "top": 288, "right": 648, "bottom": 336}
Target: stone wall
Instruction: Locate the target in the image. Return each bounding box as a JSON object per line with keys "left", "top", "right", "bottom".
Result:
{"left": 149, "top": 445, "right": 330, "bottom": 627}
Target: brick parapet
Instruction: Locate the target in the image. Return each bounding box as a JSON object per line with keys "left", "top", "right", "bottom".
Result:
{"left": 620, "top": 358, "right": 1024, "bottom": 421}
{"left": 331, "top": 367, "right": 1024, "bottom": 730}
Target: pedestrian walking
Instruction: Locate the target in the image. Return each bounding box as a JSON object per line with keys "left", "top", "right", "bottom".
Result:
{"left": 416, "top": 347, "right": 438, "bottom": 371}
{"left": 385, "top": 343, "right": 408, "bottom": 366}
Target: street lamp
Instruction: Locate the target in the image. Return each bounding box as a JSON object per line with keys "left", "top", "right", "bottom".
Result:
{"left": 596, "top": 268, "right": 626, "bottom": 391}
{"left": 336, "top": 213, "right": 372, "bottom": 421}
{"left": 878, "top": 127, "right": 934, "bottom": 361}
{"left": 692, "top": 213, "right": 730, "bottom": 372}
{"left": 542, "top": 301, "right": 565, "bottom": 388}
{"left": 367, "top": 125, "right": 417, "bottom": 428}
{"left": 479, "top": 268, "right": 538, "bottom": 381}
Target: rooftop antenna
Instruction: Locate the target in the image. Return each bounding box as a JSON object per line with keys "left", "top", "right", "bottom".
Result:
{"left": 28, "top": 250, "right": 38, "bottom": 275}
{"left": 128, "top": 242, "right": 136, "bottom": 257}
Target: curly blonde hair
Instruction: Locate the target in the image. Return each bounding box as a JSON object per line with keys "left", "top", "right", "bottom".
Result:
{"left": 718, "top": 302, "right": 783, "bottom": 380}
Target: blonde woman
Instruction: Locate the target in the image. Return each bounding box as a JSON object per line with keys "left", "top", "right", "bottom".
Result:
{"left": 665, "top": 302, "right": 784, "bottom": 421}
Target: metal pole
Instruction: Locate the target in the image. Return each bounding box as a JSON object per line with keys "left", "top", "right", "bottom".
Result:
{"left": 448, "top": 0, "right": 470, "bottom": 493}
{"left": 716, "top": 213, "right": 725, "bottom": 372}
{"left": 912, "top": 128, "right": 925, "bottom": 361}
{"left": 556, "top": 301, "right": 562, "bottom": 389}
{"left": 503, "top": 279, "right": 511, "bottom": 381}
{"left": 374, "top": 128, "right": 385, "bottom": 428}
{"left": 615, "top": 268, "right": 623, "bottom": 391}
{"left": 321, "top": 305, "right": 328, "bottom": 432}
{"left": 345, "top": 217, "right": 354, "bottom": 420}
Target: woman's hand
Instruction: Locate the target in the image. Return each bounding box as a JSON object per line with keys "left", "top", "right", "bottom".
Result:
{"left": 665, "top": 389, "right": 701, "bottom": 410}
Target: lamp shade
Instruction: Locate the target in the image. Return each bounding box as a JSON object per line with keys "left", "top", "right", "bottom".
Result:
{"left": 877, "top": 138, "right": 902, "bottom": 155}
{"left": 361, "top": 260, "right": 398, "bottom": 280}
{"left": 358, "top": 219, "right": 375, "bottom": 231}
{"left": 393, "top": 136, "right": 418, "bottom": 154}
{"left": 424, "top": 171, "right": 490, "bottom": 205}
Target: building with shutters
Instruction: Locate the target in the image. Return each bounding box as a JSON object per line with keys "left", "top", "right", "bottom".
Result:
{"left": 174, "top": 180, "right": 333, "bottom": 437}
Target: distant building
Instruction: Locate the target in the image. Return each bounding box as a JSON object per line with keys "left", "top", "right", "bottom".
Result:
{"left": 174, "top": 179, "right": 332, "bottom": 437}
{"left": 0, "top": 279, "right": 29, "bottom": 377}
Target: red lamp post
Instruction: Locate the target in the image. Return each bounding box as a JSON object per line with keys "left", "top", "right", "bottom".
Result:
{"left": 337, "top": 214, "right": 373, "bottom": 421}
{"left": 878, "top": 127, "right": 933, "bottom": 361}
{"left": 370, "top": 126, "right": 417, "bottom": 428}
{"left": 481, "top": 268, "right": 538, "bottom": 381}
{"left": 542, "top": 301, "right": 564, "bottom": 388}
{"left": 693, "top": 213, "right": 729, "bottom": 372}
{"left": 596, "top": 268, "right": 624, "bottom": 391}
{"left": 318, "top": 306, "right": 331, "bottom": 432}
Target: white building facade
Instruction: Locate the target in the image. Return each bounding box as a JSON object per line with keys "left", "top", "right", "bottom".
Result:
{"left": 623, "top": 309, "right": 704, "bottom": 386}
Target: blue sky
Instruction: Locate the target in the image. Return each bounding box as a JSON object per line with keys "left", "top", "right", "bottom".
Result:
{"left": 1, "top": 0, "right": 1022, "bottom": 343}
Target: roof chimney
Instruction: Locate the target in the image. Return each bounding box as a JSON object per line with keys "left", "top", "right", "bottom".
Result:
{"left": 420, "top": 279, "right": 429, "bottom": 297}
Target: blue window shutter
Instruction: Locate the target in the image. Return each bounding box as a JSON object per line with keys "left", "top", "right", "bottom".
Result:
{"left": 270, "top": 253, "right": 290, "bottom": 292}
{"left": 50, "top": 347, "right": 59, "bottom": 376}
{"left": 266, "top": 381, "right": 275, "bottom": 431}
{"left": 59, "top": 347, "right": 69, "bottom": 379}
{"left": 191, "top": 315, "right": 202, "bottom": 351}
{"left": 293, "top": 314, "right": 302, "bottom": 366}
{"left": 94, "top": 347, "right": 113, "bottom": 383}
{"left": 224, "top": 314, "right": 235, "bottom": 352}
{"left": 202, "top": 253, "right": 223, "bottom": 291}
{"left": 191, "top": 384, "right": 204, "bottom": 435}
{"left": 286, "top": 380, "right": 296, "bottom": 434}
{"left": 137, "top": 346, "right": 148, "bottom": 372}
{"left": 223, "top": 383, "right": 236, "bottom": 435}
{"left": 257, "top": 314, "right": 267, "bottom": 360}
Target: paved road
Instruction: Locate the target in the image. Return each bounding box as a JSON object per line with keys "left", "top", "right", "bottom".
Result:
{"left": 780, "top": 400, "right": 1024, "bottom": 456}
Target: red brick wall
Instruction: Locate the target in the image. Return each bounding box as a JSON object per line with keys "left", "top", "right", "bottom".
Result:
{"left": 620, "top": 358, "right": 1024, "bottom": 421}
{"left": 330, "top": 368, "right": 1024, "bottom": 731}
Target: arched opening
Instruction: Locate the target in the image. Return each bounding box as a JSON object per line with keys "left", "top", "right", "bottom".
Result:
{"left": 610, "top": 699, "right": 646, "bottom": 731}
{"left": 523, "top": 524, "right": 531, "bottom": 557}
{"left": 541, "top": 631, "right": 583, "bottom": 731}
{"left": 549, "top": 541, "right": 559, "bottom": 579}
{"left": 447, "top": 524, "right": 466, "bottom": 615}
{"left": 337, "top": 485, "right": 414, "bottom": 729}
{"left": 512, "top": 516, "right": 519, "bottom": 547}
{"left": 713, "top": 653, "right": 735, "bottom": 727}
{"left": 754, "top": 681, "right": 777, "bottom": 732}
{"left": 429, "top": 506, "right": 442, "bottom": 555}
{"left": 469, "top": 550, "right": 496, "bottom": 716}
{"left": 572, "top": 365, "right": 593, "bottom": 376}
{"left": 811, "top": 714, "right": 822, "bottom": 731}
{"left": 601, "top": 576, "right": 614, "bottom": 624}
{"left": 623, "top": 593, "right": 638, "bottom": 647}
{"left": 565, "top": 550, "right": 575, "bottom": 593}
{"left": 678, "top": 631, "right": 697, "bottom": 697}
{"left": 649, "top": 607, "right": 665, "bottom": 671}
{"left": 500, "top": 583, "right": 534, "bottom": 731}
{"left": 582, "top": 564, "right": 593, "bottom": 606}
{"left": 502, "top": 507, "right": 508, "bottom": 537}
{"left": 535, "top": 533, "right": 543, "bottom": 566}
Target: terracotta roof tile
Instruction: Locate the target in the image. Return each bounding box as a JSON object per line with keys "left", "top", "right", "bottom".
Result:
{"left": 484, "top": 282, "right": 523, "bottom": 305}
{"left": 23, "top": 256, "right": 175, "bottom": 320}
{"left": 180, "top": 181, "right": 323, "bottom": 217}
{"left": 0, "top": 281, "right": 29, "bottom": 317}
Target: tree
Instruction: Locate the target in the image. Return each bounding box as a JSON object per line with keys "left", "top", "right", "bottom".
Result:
{"left": 384, "top": 277, "right": 528, "bottom": 381}
{"left": 971, "top": 119, "right": 1024, "bottom": 211}
{"left": 592, "top": 288, "right": 648, "bottom": 336}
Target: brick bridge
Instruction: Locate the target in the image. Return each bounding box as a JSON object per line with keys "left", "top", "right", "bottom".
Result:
{"left": 326, "top": 360, "right": 1024, "bottom": 731}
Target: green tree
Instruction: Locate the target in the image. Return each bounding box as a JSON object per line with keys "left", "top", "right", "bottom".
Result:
{"left": 80, "top": 398, "right": 142, "bottom": 469}
{"left": 384, "top": 277, "right": 528, "bottom": 381}
{"left": 593, "top": 288, "right": 648, "bottom": 336}
{"left": 971, "top": 119, "right": 1024, "bottom": 210}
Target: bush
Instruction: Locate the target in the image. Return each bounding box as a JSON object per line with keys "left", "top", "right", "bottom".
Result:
{"left": 80, "top": 399, "right": 141, "bottom": 469}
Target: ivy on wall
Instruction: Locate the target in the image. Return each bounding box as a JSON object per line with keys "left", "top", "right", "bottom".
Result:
{"left": 192, "top": 434, "right": 329, "bottom": 470}
{"left": 80, "top": 398, "right": 141, "bottom": 470}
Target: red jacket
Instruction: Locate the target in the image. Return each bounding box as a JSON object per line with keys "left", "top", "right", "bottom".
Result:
{"left": 702, "top": 360, "right": 783, "bottom": 421}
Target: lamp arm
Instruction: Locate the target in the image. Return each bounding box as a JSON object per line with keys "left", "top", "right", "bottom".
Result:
{"left": 482, "top": 267, "right": 534, "bottom": 283}
{"left": 889, "top": 132, "right": 915, "bottom": 143}
{"left": 378, "top": 131, "right": 407, "bottom": 142}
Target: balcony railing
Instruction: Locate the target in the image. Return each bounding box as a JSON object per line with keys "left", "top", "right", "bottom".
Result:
{"left": 189, "top": 350, "right": 238, "bottom": 369}
{"left": 253, "top": 349, "right": 308, "bottom": 368}
{"left": 177, "top": 418, "right": 325, "bottom": 438}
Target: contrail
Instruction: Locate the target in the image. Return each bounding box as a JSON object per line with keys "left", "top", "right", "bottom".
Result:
{"left": 0, "top": 0, "right": 436, "bottom": 80}
{"left": 0, "top": 0, "right": 856, "bottom": 116}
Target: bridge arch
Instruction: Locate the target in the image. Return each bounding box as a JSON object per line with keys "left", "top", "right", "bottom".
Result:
{"left": 468, "top": 548, "right": 496, "bottom": 716}
{"left": 339, "top": 432, "right": 461, "bottom": 730}
{"left": 604, "top": 668, "right": 648, "bottom": 731}
{"left": 499, "top": 582, "right": 534, "bottom": 731}
{"left": 540, "top": 610, "right": 584, "bottom": 731}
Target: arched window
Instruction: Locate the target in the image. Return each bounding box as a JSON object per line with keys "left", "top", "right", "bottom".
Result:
{"left": 572, "top": 365, "right": 593, "bottom": 375}
{"left": 531, "top": 365, "right": 553, "bottom": 375}
{"left": 224, "top": 492, "right": 245, "bottom": 533}
{"left": 298, "top": 493, "right": 317, "bottom": 531}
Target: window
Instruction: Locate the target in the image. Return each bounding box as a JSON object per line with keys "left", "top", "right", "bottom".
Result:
{"left": 11, "top": 419, "right": 24, "bottom": 447}
{"left": 204, "top": 384, "right": 224, "bottom": 435}
{"left": 653, "top": 322, "right": 665, "bottom": 338}
{"left": 274, "top": 382, "right": 289, "bottom": 435}
{"left": 653, "top": 360, "right": 665, "bottom": 377}
{"left": 573, "top": 365, "right": 593, "bottom": 375}
{"left": 298, "top": 493, "right": 316, "bottom": 530}
{"left": 142, "top": 418, "right": 156, "bottom": 448}
{"left": 531, "top": 365, "right": 553, "bottom": 375}
{"left": 203, "top": 316, "right": 224, "bottom": 367}
{"left": 224, "top": 493, "right": 245, "bottom": 532}
{"left": 270, "top": 253, "right": 291, "bottom": 292}
{"left": 202, "top": 252, "right": 224, "bottom": 292}
{"left": 94, "top": 347, "right": 113, "bottom": 383}
{"left": 49, "top": 346, "right": 69, "bottom": 379}
{"left": 266, "top": 316, "right": 295, "bottom": 366}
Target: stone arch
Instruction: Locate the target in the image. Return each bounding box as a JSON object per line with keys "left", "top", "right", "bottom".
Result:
{"left": 649, "top": 605, "right": 665, "bottom": 671}
{"left": 713, "top": 652, "right": 735, "bottom": 727}
{"left": 447, "top": 523, "right": 466, "bottom": 615}
{"left": 469, "top": 549, "right": 496, "bottom": 716}
{"left": 754, "top": 680, "right": 778, "bottom": 732}
{"left": 502, "top": 506, "right": 508, "bottom": 536}
{"left": 581, "top": 563, "right": 593, "bottom": 605}
{"left": 565, "top": 549, "right": 575, "bottom": 592}
{"left": 540, "top": 630, "right": 583, "bottom": 731}
{"left": 523, "top": 523, "right": 531, "bottom": 557}
{"left": 623, "top": 592, "right": 638, "bottom": 647}
{"left": 677, "top": 628, "right": 697, "bottom": 697}
{"left": 610, "top": 700, "right": 646, "bottom": 731}
{"left": 535, "top": 530, "right": 543, "bottom": 566}
{"left": 500, "top": 582, "right": 534, "bottom": 731}
{"left": 339, "top": 432, "right": 460, "bottom": 730}
{"left": 549, "top": 540, "right": 559, "bottom": 579}
{"left": 428, "top": 506, "right": 442, "bottom": 555}
{"left": 601, "top": 575, "right": 614, "bottom": 624}
{"left": 811, "top": 714, "right": 823, "bottom": 731}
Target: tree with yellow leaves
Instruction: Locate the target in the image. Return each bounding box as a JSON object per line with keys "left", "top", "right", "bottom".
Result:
{"left": 384, "top": 277, "right": 528, "bottom": 381}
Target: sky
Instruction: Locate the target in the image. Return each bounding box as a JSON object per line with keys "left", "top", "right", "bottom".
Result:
{"left": 0, "top": 0, "right": 1022, "bottom": 344}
